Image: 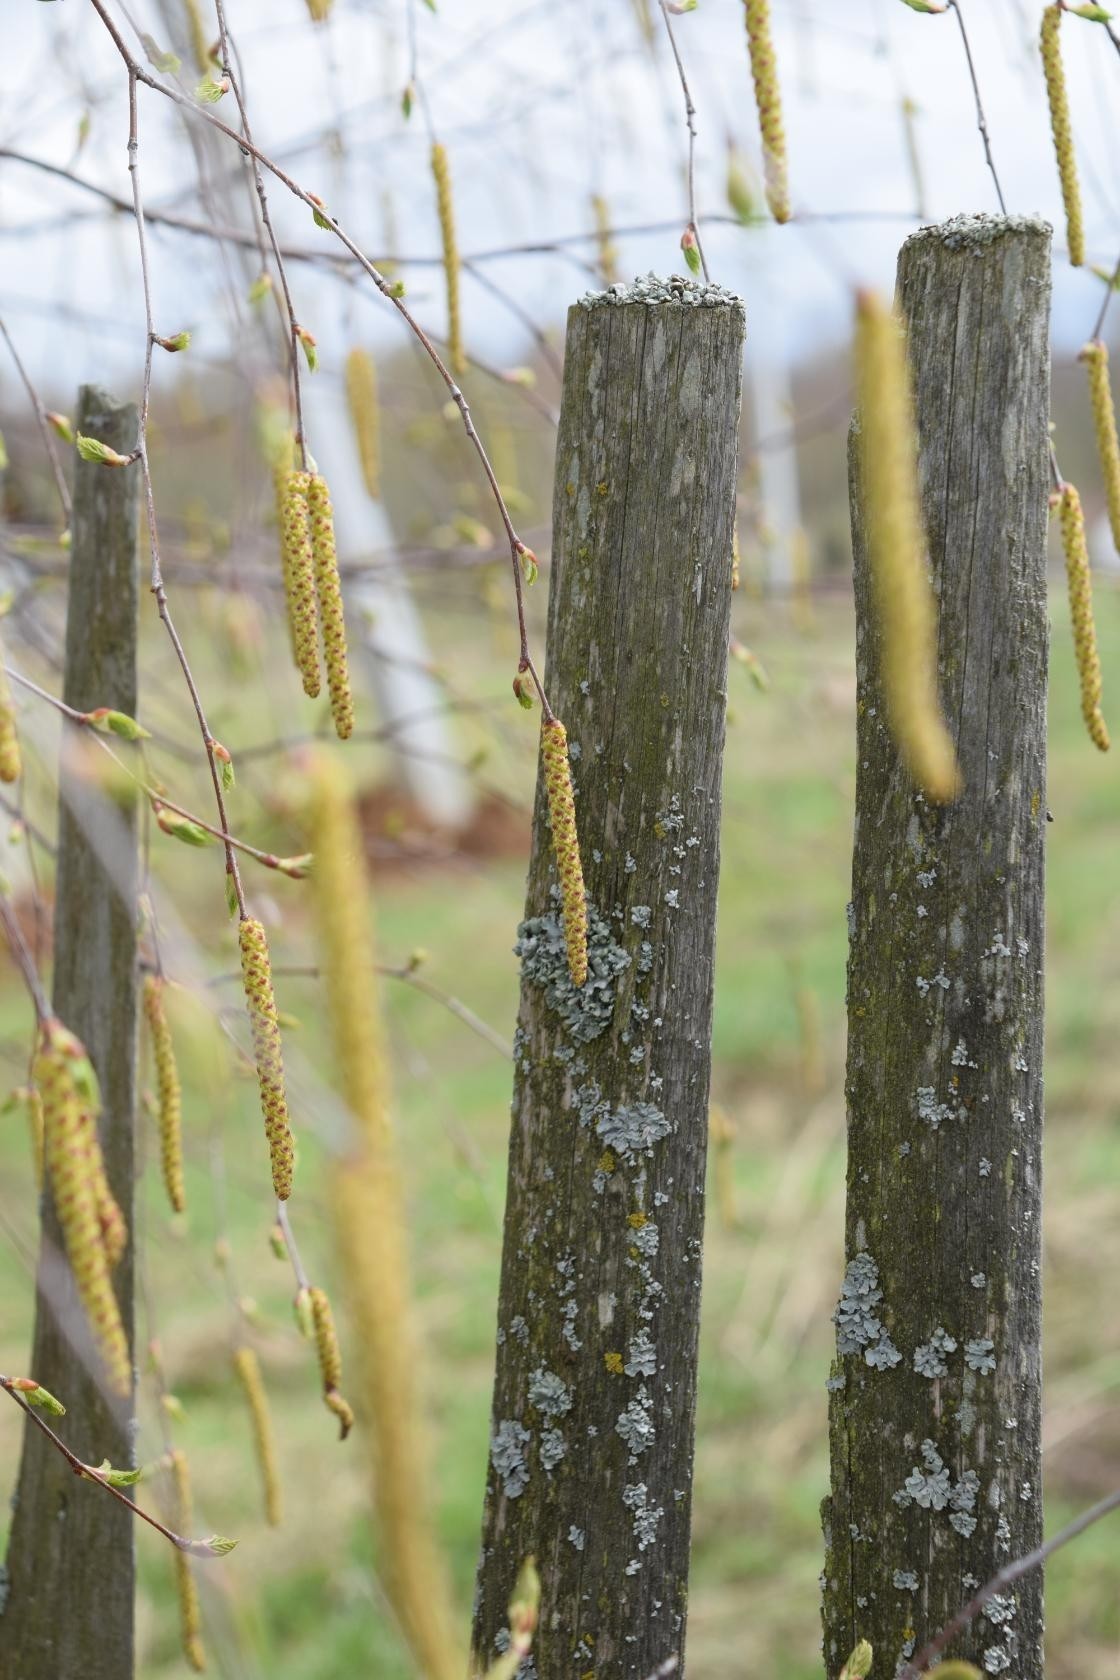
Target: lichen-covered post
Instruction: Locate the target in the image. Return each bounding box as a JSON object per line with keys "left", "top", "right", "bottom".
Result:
{"left": 0, "top": 388, "right": 140, "bottom": 1678}
{"left": 471, "top": 276, "right": 744, "bottom": 1678}
{"left": 822, "top": 217, "right": 1051, "bottom": 1680}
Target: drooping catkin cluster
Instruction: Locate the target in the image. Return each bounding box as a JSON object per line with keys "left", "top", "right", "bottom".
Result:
{"left": 0, "top": 648, "right": 21, "bottom": 784}
{"left": 540, "top": 720, "right": 589, "bottom": 986}
{"left": 144, "top": 975, "right": 185, "bottom": 1215}
{"left": 345, "top": 347, "right": 381, "bottom": 502}
{"left": 1080, "top": 339, "right": 1120, "bottom": 552}
{"left": 306, "top": 753, "right": 460, "bottom": 1680}
{"left": 169, "top": 1448, "right": 206, "bottom": 1672}
{"left": 1058, "top": 482, "right": 1110, "bottom": 751}
{"left": 232, "top": 1346, "right": 281, "bottom": 1526}
{"left": 306, "top": 474, "right": 354, "bottom": 740}
{"left": 33, "top": 1022, "right": 130, "bottom": 1397}
{"left": 430, "top": 142, "right": 466, "bottom": 377}
{"left": 308, "top": 1285, "right": 354, "bottom": 1439}
{"left": 278, "top": 469, "right": 321, "bottom": 698}
{"left": 854, "top": 290, "right": 961, "bottom": 803}
{"left": 238, "top": 918, "right": 295, "bottom": 1199}
{"left": 1040, "top": 2, "right": 1084, "bottom": 267}
{"left": 744, "top": 0, "right": 791, "bottom": 225}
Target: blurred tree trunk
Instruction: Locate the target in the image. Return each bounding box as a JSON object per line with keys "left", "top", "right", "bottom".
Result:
{"left": 0, "top": 387, "right": 140, "bottom": 1678}
{"left": 471, "top": 280, "right": 744, "bottom": 1679}
{"left": 822, "top": 217, "right": 1051, "bottom": 1680}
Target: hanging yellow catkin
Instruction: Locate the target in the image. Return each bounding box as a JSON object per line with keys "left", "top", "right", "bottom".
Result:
{"left": 84, "top": 1112, "right": 127, "bottom": 1271}
{"left": 1080, "top": 339, "right": 1120, "bottom": 552}
{"left": 238, "top": 918, "right": 295, "bottom": 1199}
{"left": 307, "top": 753, "right": 459, "bottom": 1680}
{"left": 143, "top": 975, "right": 185, "bottom": 1215}
{"left": 181, "top": 0, "right": 211, "bottom": 73}
{"left": 278, "top": 469, "right": 321, "bottom": 699}
{"left": 1040, "top": 3, "right": 1084, "bottom": 268}
{"left": 430, "top": 142, "right": 466, "bottom": 376}
{"left": 744, "top": 0, "right": 791, "bottom": 225}
{"left": 169, "top": 1448, "right": 206, "bottom": 1672}
{"left": 308, "top": 1285, "right": 354, "bottom": 1439}
{"left": 854, "top": 290, "right": 961, "bottom": 802}
{"left": 305, "top": 0, "right": 334, "bottom": 17}
{"left": 540, "top": 720, "right": 589, "bottom": 986}
{"left": 306, "top": 475, "right": 354, "bottom": 740}
{"left": 232, "top": 1346, "right": 281, "bottom": 1526}
{"left": 34, "top": 1023, "right": 130, "bottom": 1397}
{"left": 345, "top": 348, "right": 381, "bottom": 502}
{"left": 1058, "top": 481, "right": 1110, "bottom": 751}
{"left": 0, "top": 649, "right": 21, "bottom": 784}
{"left": 591, "top": 193, "right": 620, "bottom": 286}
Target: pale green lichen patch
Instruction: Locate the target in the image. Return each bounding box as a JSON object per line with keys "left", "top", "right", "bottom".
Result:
{"left": 516, "top": 899, "right": 629, "bottom": 1043}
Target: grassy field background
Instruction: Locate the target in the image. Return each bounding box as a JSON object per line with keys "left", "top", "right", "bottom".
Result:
{"left": 0, "top": 571, "right": 1117, "bottom": 1680}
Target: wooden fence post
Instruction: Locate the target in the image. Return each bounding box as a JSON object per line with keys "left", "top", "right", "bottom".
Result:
{"left": 822, "top": 216, "right": 1051, "bottom": 1680}
{"left": 470, "top": 277, "right": 744, "bottom": 1678}
{"left": 0, "top": 387, "right": 141, "bottom": 1678}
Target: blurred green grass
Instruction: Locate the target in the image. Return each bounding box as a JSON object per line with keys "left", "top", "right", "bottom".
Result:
{"left": 0, "top": 574, "right": 1117, "bottom": 1679}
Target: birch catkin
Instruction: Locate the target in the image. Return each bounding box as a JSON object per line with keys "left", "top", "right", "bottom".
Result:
{"left": 233, "top": 1346, "right": 281, "bottom": 1525}
{"left": 431, "top": 142, "right": 466, "bottom": 376}
{"left": 306, "top": 474, "right": 354, "bottom": 740}
{"left": 1058, "top": 481, "right": 1110, "bottom": 751}
{"left": 1080, "top": 339, "right": 1120, "bottom": 552}
{"left": 345, "top": 347, "right": 380, "bottom": 502}
{"left": 1040, "top": 2, "right": 1084, "bottom": 267}
{"left": 169, "top": 1448, "right": 206, "bottom": 1673}
{"left": 85, "top": 1114, "right": 127, "bottom": 1272}
{"left": 238, "top": 917, "right": 295, "bottom": 1199}
{"left": 34, "top": 1023, "right": 130, "bottom": 1397}
{"left": 307, "top": 752, "right": 460, "bottom": 1680}
{"left": 854, "top": 290, "right": 961, "bottom": 803}
{"left": 279, "top": 469, "right": 321, "bottom": 698}
{"left": 0, "top": 650, "right": 20, "bottom": 784}
{"left": 744, "top": 0, "right": 791, "bottom": 225}
{"left": 308, "top": 1285, "right": 354, "bottom": 1439}
{"left": 144, "top": 975, "right": 185, "bottom": 1214}
{"left": 540, "top": 719, "right": 589, "bottom": 985}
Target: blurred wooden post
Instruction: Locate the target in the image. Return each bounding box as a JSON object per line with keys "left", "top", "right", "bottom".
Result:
{"left": 471, "top": 278, "right": 744, "bottom": 1678}
{"left": 822, "top": 217, "right": 1051, "bottom": 1680}
{"left": 0, "top": 387, "right": 140, "bottom": 1678}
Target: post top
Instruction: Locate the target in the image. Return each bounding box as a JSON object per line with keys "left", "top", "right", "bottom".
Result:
{"left": 903, "top": 212, "right": 1052, "bottom": 256}
{"left": 578, "top": 272, "right": 744, "bottom": 312}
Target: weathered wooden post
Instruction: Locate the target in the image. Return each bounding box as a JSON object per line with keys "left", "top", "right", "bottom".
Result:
{"left": 471, "top": 276, "right": 744, "bottom": 1678}
{"left": 0, "top": 388, "right": 140, "bottom": 1677}
{"left": 822, "top": 216, "right": 1051, "bottom": 1680}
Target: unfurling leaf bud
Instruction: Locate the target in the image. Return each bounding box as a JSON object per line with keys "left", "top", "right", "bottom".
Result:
{"left": 9, "top": 1377, "right": 67, "bottom": 1416}
{"left": 195, "top": 72, "right": 230, "bottom": 103}
{"left": 1066, "top": 2, "right": 1110, "bottom": 18}
{"left": 46, "top": 411, "right": 74, "bottom": 445}
{"left": 680, "top": 226, "right": 702, "bottom": 275}
{"left": 839, "top": 1639, "right": 874, "bottom": 1680}
{"left": 512, "top": 673, "right": 534, "bottom": 711}
{"left": 76, "top": 434, "right": 133, "bottom": 468}
{"left": 152, "top": 801, "right": 215, "bottom": 848}
{"left": 86, "top": 1457, "right": 144, "bottom": 1486}
{"left": 84, "top": 707, "right": 151, "bottom": 741}
{"left": 296, "top": 325, "right": 319, "bottom": 371}
{"left": 156, "top": 331, "right": 192, "bottom": 353}
{"left": 307, "top": 193, "right": 333, "bottom": 230}
{"left": 248, "top": 272, "right": 273, "bottom": 305}
{"left": 517, "top": 543, "right": 539, "bottom": 586}
{"left": 898, "top": 0, "right": 947, "bottom": 11}
{"left": 140, "top": 33, "right": 182, "bottom": 73}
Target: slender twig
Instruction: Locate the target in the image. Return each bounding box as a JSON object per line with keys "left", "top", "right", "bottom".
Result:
{"left": 902, "top": 1484, "right": 1120, "bottom": 1676}
{"left": 0, "top": 893, "right": 49, "bottom": 1022}
{"left": 947, "top": 0, "right": 1007, "bottom": 214}
{"left": 119, "top": 66, "right": 247, "bottom": 917}
{"left": 212, "top": 0, "right": 308, "bottom": 467}
{"left": 0, "top": 318, "right": 72, "bottom": 520}
{"left": 275, "top": 1201, "right": 311, "bottom": 1292}
{"left": 1090, "top": 249, "right": 1120, "bottom": 341}
{"left": 658, "top": 1, "right": 710, "bottom": 281}
{"left": 0, "top": 1376, "right": 225, "bottom": 1555}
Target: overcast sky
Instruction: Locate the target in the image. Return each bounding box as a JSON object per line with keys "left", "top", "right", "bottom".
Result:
{"left": 1, "top": 0, "right": 1117, "bottom": 398}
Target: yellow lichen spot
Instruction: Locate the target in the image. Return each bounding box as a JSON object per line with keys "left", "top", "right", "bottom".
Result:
{"left": 627, "top": 1211, "right": 647, "bottom": 1229}
{"left": 659, "top": 693, "right": 670, "bottom": 709}
{"left": 1030, "top": 790, "right": 1041, "bottom": 822}
{"left": 566, "top": 481, "right": 576, "bottom": 498}
{"left": 595, "top": 481, "right": 609, "bottom": 498}
{"left": 597, "top": 1150, "right": 616, "bottom": 1174}
{"left": 653, "top": 820, "right": 667, "bottom": 840}
{"left": 603, "top": 1351, "right": 623, "bottom": 1375}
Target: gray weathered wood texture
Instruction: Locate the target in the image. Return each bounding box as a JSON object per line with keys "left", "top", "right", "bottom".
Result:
{"left": 470, "top": 280, "right": 744, "bottom": 1679}
{"left": 0, "top": 387, "right": 141, "bottom": 1678}
{"left": 822, "top": 217, "right": 1051, "bottom": 1680}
